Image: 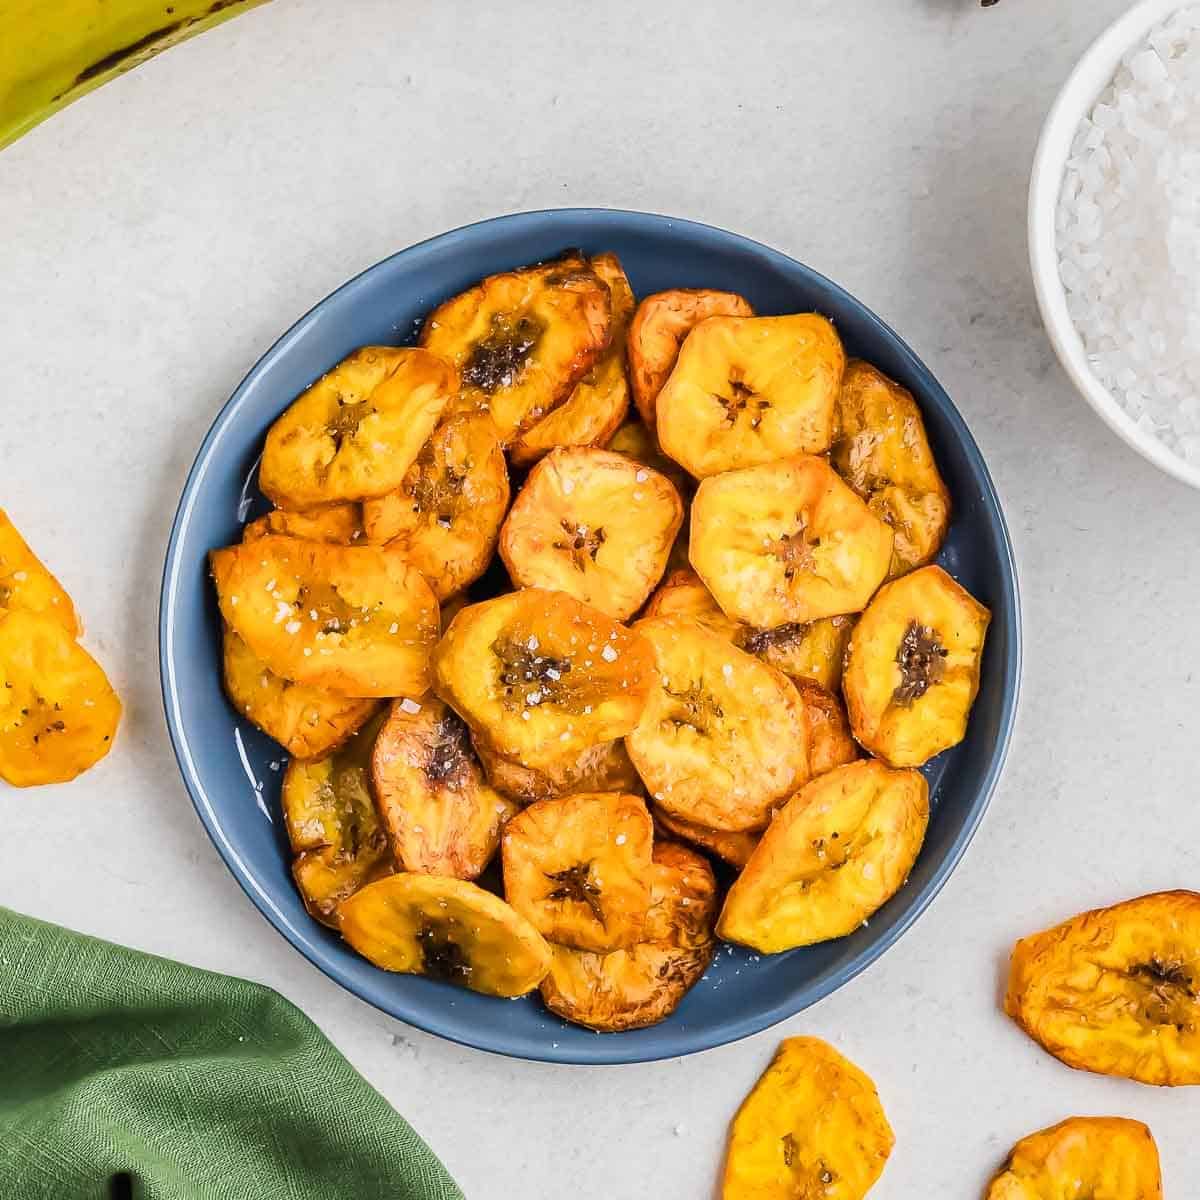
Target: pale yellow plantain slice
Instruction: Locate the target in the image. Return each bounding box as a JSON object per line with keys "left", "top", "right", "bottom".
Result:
{"left": 0, "top": 509, "right": 79, "bottom": 634}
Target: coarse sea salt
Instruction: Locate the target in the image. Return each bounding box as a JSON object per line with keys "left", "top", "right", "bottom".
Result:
{"left": 1057, "top": 6, "right": 1200, "bottom": 464}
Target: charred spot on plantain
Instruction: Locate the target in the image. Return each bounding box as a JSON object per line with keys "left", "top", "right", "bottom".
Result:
{"left": 553, "top": 519, "right": 606, "bottom": 571}
{"left": 717, "top": 377, "right": 771, "bottom": 429}
{"left": 425, "top": 712, "right": 471, "bottom": 786}
{"left": 738, "top": 622, "right": 809, "bottom": 655}
{"left": 1130, "top": 956, "right": 1198, "bottom": 1030}
{"left": 492, "top": 637, "right": 572, "bottom": 709}
{"left": 416, "top": 921, "right": 473, "bottom": 985}
{"left": 545, "top": 862, "right": 606, "bottom": 926}
{"left": 409, "top": 445, "right": 468, "bottom": 528}
{"left": 326, "top": 396, "right": 374, "bottom": 452}
{"left": 462, "top": 314, "right": 543, "bottom": 392}
{"left": 893, "top": 621, "right": 947, "bottom": 705}
{"left": 773, "top": 525, "right": 819, "bottom": 581}
{"left": 664, "top": 681, "right": 724, "bottom": 735}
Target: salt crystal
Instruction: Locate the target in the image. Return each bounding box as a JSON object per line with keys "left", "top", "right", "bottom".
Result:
{"left": 400, "top": 698, "right": 422, "bottom": 714}
{"left": 600, "top": 644, "right": 618, "bottom": 662}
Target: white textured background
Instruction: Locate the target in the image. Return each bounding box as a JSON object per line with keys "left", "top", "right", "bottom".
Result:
{"left": 3, "top": 1, "right": 1198, "bottom": 1195}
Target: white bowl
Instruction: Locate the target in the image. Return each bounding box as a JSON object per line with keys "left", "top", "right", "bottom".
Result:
{"left": 1029, "top": 0, "right": 1200, "bottom": 489}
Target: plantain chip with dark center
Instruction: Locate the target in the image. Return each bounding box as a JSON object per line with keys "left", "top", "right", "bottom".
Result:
{"left": 242, "top": 503, "right": 364, "bottom": 546}
{"left": 0, "top": 510, "right": 79, "bottom": 635}
{"left": 259, "top": 347, "right": 456, "bottom": 510}
{"left": 370, "top": 697, "right": 516, "bottom": 879}
{"left": 539, "top": 842, "right": 717, "bottom": 1032}
{"left": 1005, "top": 891, "right": 1200, "bottom": 1086}
{"left": 502, "top": 790, "right": 654, "bottom": 952}
{"left": 718, "top": 760, "right": 929, "bottom": 954}
{"left": 843, "top": 564, "right": 990, "bottom": 767}
{"left": 474, "top": 733, "right": 641, "bottom": 805}
{"left": 652, "top": 807, "right": 759, "bottom": 870}
{"left": 722, "top": 1037, "right": 894, "bottom": 1200}
{"left": 338, "top": 873, "right": 552, "bottom": 997}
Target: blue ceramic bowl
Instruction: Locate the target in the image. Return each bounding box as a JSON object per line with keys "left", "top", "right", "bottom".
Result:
{"left": 160, "top": 209, "right": 1021, "bottom": 1065}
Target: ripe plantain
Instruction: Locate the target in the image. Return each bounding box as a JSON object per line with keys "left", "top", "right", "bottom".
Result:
{"left": 0, "top": 510, "right": 79, "bottom": 635}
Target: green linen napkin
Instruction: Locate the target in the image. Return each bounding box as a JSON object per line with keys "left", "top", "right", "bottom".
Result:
{"left": 0, "top": 907, "right": 464, "bottom": 1200}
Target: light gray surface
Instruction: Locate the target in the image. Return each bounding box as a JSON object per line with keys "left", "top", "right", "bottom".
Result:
{"left": 2, "top": 1, "right": 1196, "bottom": 1195}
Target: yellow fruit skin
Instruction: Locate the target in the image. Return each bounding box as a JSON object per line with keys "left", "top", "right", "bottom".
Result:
{"left": 1, "top": 1, "right": 271, "bottom": 151}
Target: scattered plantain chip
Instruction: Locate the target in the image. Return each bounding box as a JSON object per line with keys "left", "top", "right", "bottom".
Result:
{"left": 499, "top": 446, "right": 684, "bottom": 620}
{"left": 281, "top": 709, "right": 393, "bottom": 925}
{"left": 627, "top": 288, "right": 754, "bottom": 429}
{"left": 986, "top": 1117, "right": 1162, "bottom": 1200}
{"left": 211, "top": 534, "right": 439, "bottom": 699}
{"left": 360, "top": 413, "right": 510, "bottom": 601}
{"left": 242, "top": 503, "right": 364, "bottom": 546}
{"left": 259, "top": 347, "right": 456, "bottom": 510}
{"left": 652, "top": 807, "right": 759, "bottom": 869}
{"left": 718, "top": 760, "right": 928, "bottom": 953}
{"left": 475, "top": 734, "right": 641, "bottom": 805}
{"left": 656, "top": 314, "right": 845, "bottom": 477}
{"left": 339, "top": 872, "right": 552, "bottom": 997}
{"left": 421, "top": 256, "right": 612, "bottom": 443}
{"left": 832, "top": 361, "right": 951, "bottom": 578}
{"left": 794, "top": 678, "right": 859, "bottom": 777}
{"left": 626, "top": 616, "right": 809, "bottom": 832}
{"left": 432, "top": 588, "right": 654, "bottom": 773}
{"left": 843, "top": 564, "right": 990, "bottom": 767}
{"left": 1005, "top": 891, "right": 1200, "bottom": 1086}
{"left": 0, "top": 510, "right": 79, "bottom": 634}
{"left": 690, "top": 456, "right": 894, "bottom": 628}
{"left": 540, "top": 842, "right": 717, "bottom": 1031}
{"left": 0, "top": 611, "right": 120, "bottom": 787}
{"left": 222, "top": 623, "right": 379, "bottom": 760}
{"left": 722, "top": 1037, "right": 894, "bottom": 1200}
{"left": 509, "top": 253, "right": 634, "bottom": 466}
{"left": 370, "top": 697, "right": 516, "bottom": 879}
{"left": 502, "top": 790, "right": 654, "bottom": 952}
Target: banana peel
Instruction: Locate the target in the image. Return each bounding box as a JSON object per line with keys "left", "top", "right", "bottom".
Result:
{"left": 1, "top": 1, "right": 270, "bottom": 151}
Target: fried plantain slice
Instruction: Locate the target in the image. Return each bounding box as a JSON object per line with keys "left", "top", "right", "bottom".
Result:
{"left": 605, "top": 418, "right": 693, "bottom": 497}
{"left": 832, "top": 361, "right": 951, "bottom": 578}
{"left": 722, "top": 1037, "right": 894, "bottom": 1200}
{"left": 475, "top": 734, "right": 641, "bottom": 804}
{"left": 0, "top": 510, "right": 79, "bottom": 635}
{"left": 986, "top": 1117, "right": 1162, "bottom": 1200}
{"left": 370, "top": 697, "right": 516, "bottom": 879}
{"left": 643, "top": 568, "right": 743, "bottom": 639}
{"left": 502, "top": 790, "right": 653, "bottom": 952}
{"left": 432, "top": 589, "right": 654, "bottom": 772}
{"left": 509, "top": 254, "right": 635, "bottom": 466}
{"left": 1005, "top": 891, "right": 1200, "bottom": 1087}
{"left": 0, "top": 611, "right": 120, "bottom": 787}
{"left": 657, "top": 315, "right": 845, "bottom": 477}
{"left": 499, "top": 447, "right": 684, "bottom": 620}
{"left": 222, "top": 624, "right": 379, "bottom": 759}
{"left": 718, "top": 760, "right": 928, "bottom": 953}
{"left": 652, "top": 807, "right": 759, "bottom": 869}
{"left": 259, "top": 347, "right": 456, "bottom": 510}
{"left": 690, "top": 456, "right": 894, "bottom": 629}
{"left": 338, "top": 873, "right": 551, "bottom": 997}
{"left": 539, "top": 842, "right": 717, "bottom": 1031}
{"left": 626, "top": 616, "right": 809, "bottom": 832}
{"left": 421, "top": 256, "right": 612, "bottom": 443}
{"left": 793, "top": 679, "right": 859, "bottom": 777}
{"left": 843, "top": 564, "right": 990, "bottom": 767}
{"left": 242, "top": 503, "right": 364, "bottom": 546}
{"left": 281, "top": 710, "right": 393, "bottom": 925}
{"left": 627, "top": 289, "right": 754, "bottom": 429}
{"left": 360, "top": 414, "right": 510, "bottom": 601}
{"left": 211, "top": 535, "right": 439, "bottom": 699}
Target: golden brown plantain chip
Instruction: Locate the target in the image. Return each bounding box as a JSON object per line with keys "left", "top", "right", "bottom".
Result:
{"left": 432, "top": 588, "right": 654, "bottom": 773}
{"left": 338, "top": 873, "right": 552, "bottom": 997}
{"left": 627, "top": 289, "right": 754, "bottom": 429}
{"left": 0, "top": 611, "right": 120, "bottom": 787}
{"left": 657, "top": 314, "right": 844, "bottom": 477}
{"left": 259, "top": 347, "right": 456, "bottom": 510}
{"left": 605, "top": 418, "right": 693, "bottom": 497}
{"left": 722, "top": 1037, "right": 894, "bottom": 1200}
{"left": 242, "top": 503, "right": 364, "bottom": 546}
{"left": 832, "top": 361, "right": 950, "bottom": 578}
{"left": 626, "top": 616, "right": 809, "bottom": 832}
{"left": 509, "top": 253, "right": 634, "bottom": 465}
{"left": 221, "top": 624, "right": 379, "bottom": 760}
{"left": 499, "top": 447, "right": 684, "bottom": 620}
{"left": 717, "top": 760, "right": 928, "bottom": 953}
{"left": 281, "top": 710, "right": 393, "bottom": 925}
{"left": 539, "top": 842, "right": 717, "bottom": 1031}
{"left": 502, "top": 790, "right": 653, "bottom": 952}
{"left": 211, "top": 535, "right": 439, "bottom": 699}
{"left": 986, "top": 1117, "right": 1162, "bottom": 1200}
{"left": 843, "top": 564, "right": 989, "bottom": 767}
{"left": 421, "top": 256, "right": 612, "bottom": 443}
{"left": 0, "top": 510, "right": 79, "bottom": 635}
{"left": 360, "top": 414, "right": 510, "bottom": 601}
{"left": 792, "top": 678, "right": 859, "bottom": 777}
{"left": 1005, "top": 891, "right": 1200, "bottom": 1087}
{"left": 652, "top": 807, "right": 759, "bottom": 869}
{"left": 474, "top": 734, "right": 641, "bottom": 805}
{"left": 690, "top": 456, "right": 894, "bottom": 629}
{"left": 370, "top": 697, "right": 516, "bottom": 879}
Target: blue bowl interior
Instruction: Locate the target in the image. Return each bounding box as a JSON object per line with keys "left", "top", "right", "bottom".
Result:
{"left": 160, "top": 210, "right": 1020, "bottom": 1065}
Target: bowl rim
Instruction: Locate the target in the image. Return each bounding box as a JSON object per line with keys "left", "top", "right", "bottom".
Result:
{"left": 159, "top": 207, "right": 1023, "bottom": 1064}
{"left": 1028, "top": 0, "right": 1200, "bottom": 490}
